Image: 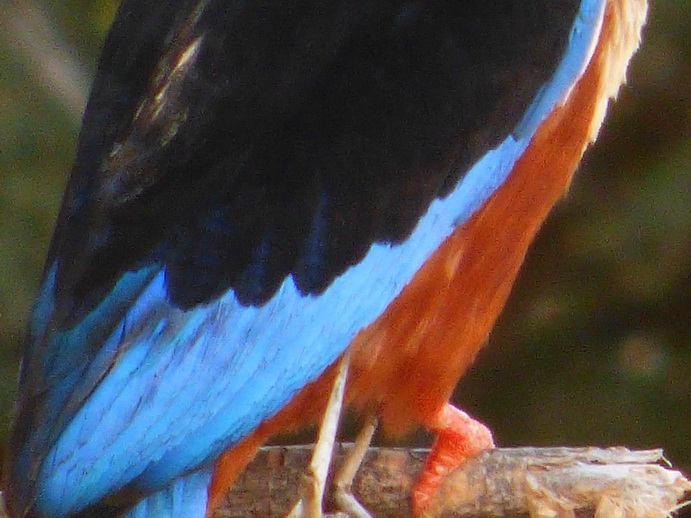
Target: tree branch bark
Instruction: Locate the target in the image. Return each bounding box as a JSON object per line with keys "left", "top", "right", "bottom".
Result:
{"left": 0, "top": 446, "right": 687, "bottom": 517}
{"left": 214, "top": 446, "right": 690, "bottom": 518}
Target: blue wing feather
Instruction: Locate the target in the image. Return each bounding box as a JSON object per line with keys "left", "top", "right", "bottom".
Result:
{"left": 124, "top": 469, "right": 212, "bottom": 518}
{"left": 10, "top": 0, "right": 606, "bottom": 516}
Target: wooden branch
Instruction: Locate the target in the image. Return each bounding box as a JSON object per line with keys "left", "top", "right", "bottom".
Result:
{"left": 0, "top": 447, "right": 687, "bottom": 518}
{"left": 1, "top": 0, "right": 89, "bottom": 122}
{"left": 214, "top": 445, "right": 691, "bottom": 518}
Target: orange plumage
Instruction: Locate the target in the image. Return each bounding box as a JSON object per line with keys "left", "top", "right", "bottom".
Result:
{"left": 208, "top": 0, "right": 647, "bottom": 513}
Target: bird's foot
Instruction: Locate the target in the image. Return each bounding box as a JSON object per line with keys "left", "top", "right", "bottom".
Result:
{"left": 412, "top": 403, "right": 495, "bottom": 517}
{"left": 333, "top": 415, "right": 378, "bottom": 518}
{"left": 286, "top": 351, "right": 350, "bottom": 518}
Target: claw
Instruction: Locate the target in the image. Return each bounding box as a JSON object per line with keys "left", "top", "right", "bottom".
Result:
{"left": 413, "top": 403, "right": 495, "bottom": 517}
{"left": 286, "top": 351, "right": 350, "bottom": 518}
{"left": 333, "top": 416, "right": 378, "bottom": 518}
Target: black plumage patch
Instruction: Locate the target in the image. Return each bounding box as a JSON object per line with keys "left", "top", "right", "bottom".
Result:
{"left": 50, "top": 0, "right": 582, "bottom": 320}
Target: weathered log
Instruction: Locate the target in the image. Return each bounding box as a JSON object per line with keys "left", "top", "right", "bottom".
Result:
{"left": 214, "top": 446, "right": 690, "bottom": 518}
{"left": 0, "top": 446, "right": 687, "bottom": 518}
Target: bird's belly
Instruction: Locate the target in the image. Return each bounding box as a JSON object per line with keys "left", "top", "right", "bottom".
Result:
{"left": 209, "top": 0, "right": 649, "bottom": 504}
{"left": 347, "top": 0, "right": 638, "bottom": 434}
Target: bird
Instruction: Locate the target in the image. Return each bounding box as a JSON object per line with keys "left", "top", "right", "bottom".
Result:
{"left": 6, "top": 0, "right": 647, "bottom": 517}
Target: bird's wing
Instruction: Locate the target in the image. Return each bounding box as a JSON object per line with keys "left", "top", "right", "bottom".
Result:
{"left": 9, "top": 0, "right": 604, "bottom": 515}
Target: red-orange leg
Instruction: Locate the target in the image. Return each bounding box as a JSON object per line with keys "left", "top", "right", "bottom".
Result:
{"left": 412, "top": 403, "right": 495, "bottom": 516}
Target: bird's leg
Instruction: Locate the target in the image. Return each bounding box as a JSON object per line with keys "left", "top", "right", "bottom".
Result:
{"left": 333, "top": 415, "right": 378, "bottom": 518}
{"left": 286, "top": 350, "right": 350, "bottom": 518}
{"left": 412, "top": 403, "right": 495, "bottom": 517}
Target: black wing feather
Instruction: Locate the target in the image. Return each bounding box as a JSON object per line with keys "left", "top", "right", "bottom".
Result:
{"left": 49, "top": 0, "right": 582, "bottom": 322}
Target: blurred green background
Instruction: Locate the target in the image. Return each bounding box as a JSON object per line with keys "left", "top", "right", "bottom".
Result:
{"left": 1, "top": 0, "right": 689, "bottom": 507}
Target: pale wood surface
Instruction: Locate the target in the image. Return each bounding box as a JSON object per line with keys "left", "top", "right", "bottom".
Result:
{"left": 214, "top": 446, "right": 690, "bottom": 518}
{"left": 0, "top": 447, "right": 688, "bottom": 517}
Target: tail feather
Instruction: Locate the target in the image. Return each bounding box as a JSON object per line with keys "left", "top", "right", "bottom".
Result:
{"left": 124, "top": 469, "right": 212, "bottom": 518}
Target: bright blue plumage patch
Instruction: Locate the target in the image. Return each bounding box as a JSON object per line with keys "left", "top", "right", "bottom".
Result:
{"left": 22, "top": 1, "right": 606, "bottom": 516}
{"left": 515, "top": 0, "right": 603, "bottom": 139}
{"left": 124, "top": 469, "right": 212, "bottom": 518}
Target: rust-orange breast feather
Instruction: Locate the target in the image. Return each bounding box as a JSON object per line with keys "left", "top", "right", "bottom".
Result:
{"left": 209, "top": 0, "right": 647, "bottom": 511}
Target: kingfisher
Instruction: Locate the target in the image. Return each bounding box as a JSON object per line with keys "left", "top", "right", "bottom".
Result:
{"left": 6, "top": 0, "right": 647, "bottom": 517}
